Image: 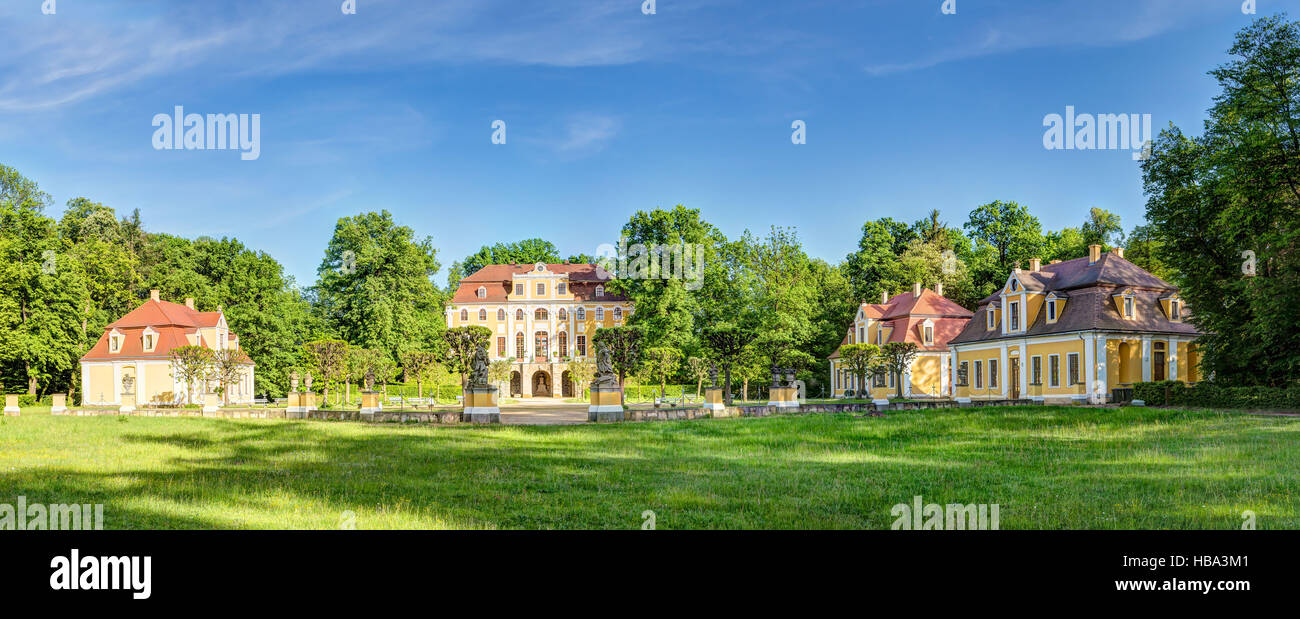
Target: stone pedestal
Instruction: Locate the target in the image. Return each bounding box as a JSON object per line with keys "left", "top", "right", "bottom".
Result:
{"left": 703, "top": 387, "right": 726, "bottom": 412}
{"left": 202, "top": 392, "right": 220, "bottom": 414}
{"left": 286, "top": 391, "right": 317, "bottom": 418}
{"left": 360, "top": 391, "right": 383, "bottom": 417}
{"left": 119, "top": 393, "right": 136, "bottom": 414}
{"left": 588, "top": 386, "right": 625, "bottom": 422}
{"left": 463, "top": 387, "right": 500, "bottom": 423}
{"left": 766, "top": 386, "right": 799, "bottom": 408}
{"left": 3, "top": 394, "right": 19, "bottom": 416}
{"left": 51, "top": 393, "right": 67, "bottom": 414}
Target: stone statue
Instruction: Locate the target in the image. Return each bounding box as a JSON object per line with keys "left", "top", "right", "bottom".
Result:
{"left": 708, "top": 362, "right": 719, "bottom": 388}
{"left": 122, "top": 374, "right": 135, "bottom": 395}
{"left": 785, "top": 367, "right": 797, "bottom": 388}
{"left": 290, "top": 371, "right": 300, "bottom": 393}
{"left": 770, "top": 362, "right": 783, "bottom": 389}
{"left": 304, "top": 371, "right": 313, "bottom": 392}
{"left": 468, "top": 344, "right": 491, "bottom": 389}
{"left": 364, "top": 367, "right": 376, "bottom": 392}
{"left": 592, "top": 343, "right": 620, "bottom": 389}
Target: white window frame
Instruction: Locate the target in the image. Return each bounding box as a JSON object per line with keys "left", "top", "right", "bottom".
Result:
{"left": 1049, "top": 354, "right": 1060, "bottom": 388}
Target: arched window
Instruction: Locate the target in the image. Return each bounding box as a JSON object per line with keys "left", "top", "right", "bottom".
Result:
{"left": 535, "top": 308, "right": 548, "bottom": 320}
{"left": 558, "top": 308, "right": 567, "bottom": 321}
{"left": 460, "top": 309, "right": 468, "bottom": 321}
{"left": 476, "top": 286, "right": 487, "bottom": 299}
{"left": 576, "top": 308, "right": 585, "bottom": 321}
{"left": 595, "top": 285, "right": 605, "bottom": 298}
{"left": 558, "top": 332, "right": 567, "bottom": 357}
{"left": 613, "top": 307, "right": 622, "bottom": 321}
{"left": 596, "top": 307, "right": 605, "bottom": 321}
{"left": 498, "top": 309, "right": 506, "bottom": 321}
{"left": 516, "top": 309, "right": 525, "bottom": 321}
{"left": 478, "top": 309, "right": 487, "bottom": 320}
{"left": 516, "top": 333, "right": 525, "bottom": 359}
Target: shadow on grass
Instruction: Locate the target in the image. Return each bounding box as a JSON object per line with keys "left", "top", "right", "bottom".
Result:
{"left": 1, "top": 406, "right": 1297, "bottom": 529}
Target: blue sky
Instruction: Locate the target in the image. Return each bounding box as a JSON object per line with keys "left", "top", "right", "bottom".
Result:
{"left": 0, "top": 0, "right": 1286, "bottom": 287}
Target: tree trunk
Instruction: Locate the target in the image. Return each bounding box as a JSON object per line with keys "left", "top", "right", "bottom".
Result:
{"left": 742, "top": 378, "right": 749, "bottom": 402}
{"left": 696, "top": 378, "right": 702, "bottom": 398}
{"left": 723, "top": 365, "right": 733, "bottom": 405}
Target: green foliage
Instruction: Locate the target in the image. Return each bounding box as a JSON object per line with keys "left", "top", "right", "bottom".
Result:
{"left": 1135, "top": 380, "right": 1300, "bottom": 409}
{"left": 314, "top": 210, "right": 445, "bottom": 365}
{"left": 641, "top": 347, "right": 683, "bottom": 397}
{"left": 170, "top": 345, "right": 216, "bottom": 405}
{"left": 442, "top": 326, "right": 492, "bottom": 386}
{"left": 838, "top": 344, "right": 880, "bottom": 395}
{"left": 879, "top": 342, "right": 920, "bottom": 398}
{"left": 963, "top": 200, "right": 1045, "bottom": 298}
{"left": 457, "top": 238, "right": 562, "bottom": 278}
{"left": 594, "top": 325, "right": 644, "bottom": 389}
{"left": 1141, "top": 15, "right": 1300, "bottom": 387}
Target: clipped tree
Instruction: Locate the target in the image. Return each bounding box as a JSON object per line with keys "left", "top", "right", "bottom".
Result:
{"left": 686, "top": 356, "right": 708, "bottom": 398}
{"left": 303, "top": 339, "right": 349, "bottom": 406}
{"left": 642, "top": 347, "right": 683, "bottom": 398}
{"left": 838, "top": 343, "right": 880, "bottom": 399}
{"left": 879, "top": 342, "right": 919, "bottom": 399}
{"left": 170, "top": 345, "right": 215, "bottom": 405}
{"left": 400, "top": 350, "right": 439, "bottom": 399}
{"left": 702, "top": 322, "right": 754, "bottom": 405}
{"left": 443, "top": 326, "right": 492, "bottom": 389}
{"left": 567, "top": 356, "right": 595, "bottom": 400}
{"left": 594, "top": 325, "right": 644, "bottom": 402}
{"left": 488, "top": 359, "right": 514, "bottom": 394}
{"left": 211, "top": 348, "right": 249, "bottom": 405}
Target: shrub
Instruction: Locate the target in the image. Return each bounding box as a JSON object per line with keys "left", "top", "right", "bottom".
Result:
{"left": 1134, "top": 381, "right": 1300, "bottom": 409}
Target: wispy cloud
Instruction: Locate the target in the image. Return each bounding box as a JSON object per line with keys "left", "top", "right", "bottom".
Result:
{"left": 863, "top": 0, "right": 1232, "bottom": 76}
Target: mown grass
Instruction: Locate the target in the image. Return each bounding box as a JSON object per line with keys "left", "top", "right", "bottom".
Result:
{"left": 1, "top": 406, "right": 1296, "bottom": 529}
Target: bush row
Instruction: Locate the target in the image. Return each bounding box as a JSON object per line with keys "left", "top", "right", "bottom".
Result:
{"left": 1133, "top": 381, "right": 1300, "bottom": 409}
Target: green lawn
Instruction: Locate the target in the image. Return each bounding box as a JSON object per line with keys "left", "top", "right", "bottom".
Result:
{"left": 2, "top": 406, "right": 1296, "bottom": 529}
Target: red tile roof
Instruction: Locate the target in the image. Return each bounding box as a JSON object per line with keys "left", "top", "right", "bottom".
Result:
{"left": 452, "top": 263, "right": 629, "bottom": 303}
{"left": 81, "top": 299, "right": 250, "bottom": 363}
{"left": 830, "top": 288, "right": 972, "bottom": 357}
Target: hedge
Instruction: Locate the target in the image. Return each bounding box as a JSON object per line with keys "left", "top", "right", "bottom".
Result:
{"left": 1133, "top": 381, "right": 1300, "bottom": 409}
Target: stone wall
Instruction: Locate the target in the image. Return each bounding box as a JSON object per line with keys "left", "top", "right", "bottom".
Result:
{"left": 61, "top": 408, "right": 462, "bottom": 424}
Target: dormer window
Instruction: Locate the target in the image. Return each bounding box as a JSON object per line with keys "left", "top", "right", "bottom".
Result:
{"left": 1009, "top": 301, "right": 1020, "bottom": 331}
{"left": 1171, "top": 299, "right": 1181, "bottom": 321}
{"left": 143, "top": 330, "right": 156, "bottom": 352}
{"left": 1009, "top": 279, "right": 1020, "bottom": 292}
{"left": 1047, "top": 299, "right": 1057, "bottom": 322}
{"left": 987, "top": 310, "right": 996, "bottom": 330}
{"left": 476, "top": 286, "right": 487, "bottom": 299}
{"left": 109, "top": 332, "right": 122, "bottom": 353}
{"left": 595, "top": 285, "right": 605, "bottom": 298}
{"left": 558, "top": 283, "right": 567, "bottom": 295}
{"left": 1124, "top": 295, "right": 1134, "bottom": 319}
{"left": 923, "top": 325, "right": 934, "bottom": 345}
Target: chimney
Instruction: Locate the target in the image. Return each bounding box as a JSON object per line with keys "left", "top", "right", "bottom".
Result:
{"left": 149, "top": 289, "right": 160, "bottom": 302}
{"left": 1029, "top": 258, "right": 1041, "bottom": 272}
{"left": 935, "top": 281, "right": 944, "bottom": 297}
{"left": 185, "top": 298, "right": 195, "bottom": 310}
{"left": 881, "top": 290, "right": 889, "bottom": 304}
{"left": 1088, "top": 244, "right": 1102, "bottom": 264}
{"left": 1112, "top": 247, "right": 1125, "bottom": 259}
{"left": 913, "top": 282, "right": 922, "bottom": 297}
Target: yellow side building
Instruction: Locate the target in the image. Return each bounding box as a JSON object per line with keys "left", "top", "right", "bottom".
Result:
{"left": 949, "top": 245, "right": 1200, "bottom": 404}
